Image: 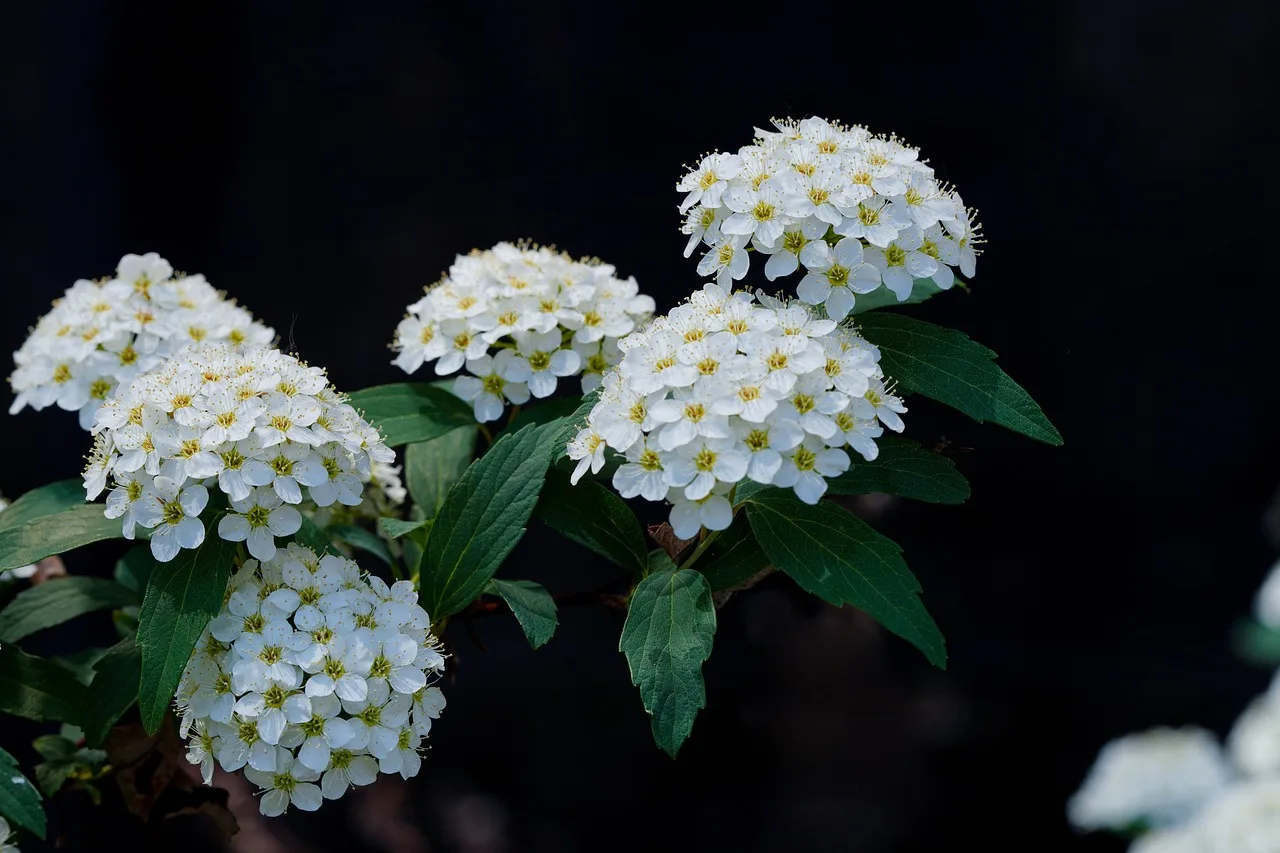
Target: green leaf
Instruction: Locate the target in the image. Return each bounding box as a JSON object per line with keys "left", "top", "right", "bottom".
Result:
{"left": 346, "top": 382, "right": 476, "bottom": 447}
{"left": 0, "top": 747, "right": 45, "bottom": 839}
{"left": 850, "top": 276, "right": 955, "bottom": 314}
{"left": 856, "top": 313, "right": 1062, "bottom": 445}
{"left": 327, "top": 524, "right": 392, "bottom": 566}
{"left": 534, "top": 470, "right": 647, "bottom": 575}
{"left": 0, "top": 504, "right": 123, "bottom": 571}
{"left": 31, "top": 735, "right": 74, "bottom": 763}
{"left": 486, "top": 579, "right": 558, "bottom": 649}
{"left": 1232, "top": 619, "right": 1280, "bottom": 666}
{"left": 697, "top": 515, "right": 771, "bottom": 592}
{"left": 552, "top": 387, "right": 602, "bottom": 459}
{"left": 827, "top": 436, "right": 970, "bottom": 504}
{"left": 378, "top": 517, "right": 430, "bottom": 540}
{"left": 646, "top": 550, "right": 677, "bottom": 576}
{"left": 0, "top": 644, "right": 86, "bottom": 722}
{"left": 0, "top": 577, "right": 138, "bottom": 643}
{"left": 619, "top": 568, "right": 717, "bottom": 757}
{"left": 421, "top": 421, "right": 562, "bottom": 619}
{"left": 0, "top": 480, "right": 85, "bottom": 532}
{"left": 51, "top": 648, "right": 108, "bottom": 685}
{"left": 79, "top": 637, "right": 142, "bottom": 747}
{"left": 404, "top": 427, "right": 477, "bottom": 518}
{"left": 136, "top": 536, "right": 237, "bottom": 734}
{"left": 744, "top": 489, "right": 946, "bottom": 668}
{"left": 294, "top": 516, "right": 338, "bottom": 556}
{"left": 113, "top": 545, "right": 155, "bottom": 595}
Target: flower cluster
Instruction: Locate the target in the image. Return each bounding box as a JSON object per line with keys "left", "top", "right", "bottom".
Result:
{"left": 566, "top": 283, "right": 905, "bottom": 538}
{"left": 8, "top": 253, "right": 274, "bottom": 429}
{"left": 390, "top": 241, "right": 655, "bottom": 423}
{"left": 677, "top": 117, "right": 982, "bottom": 319}
{"left": 1130, "top": 780, "right": 1280, "bottom": 852}
{"left": 175, "top": 544, "right": 446, "bottom": 816}
{"left": 84, "top": 343, "right": 393, "bottom": 563}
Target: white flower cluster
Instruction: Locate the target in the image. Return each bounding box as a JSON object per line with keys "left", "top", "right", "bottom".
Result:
{"left": 1228, "top": 671, "right": 1280, "bottom": 778}
{"left": 0, "top": 496, "right": 36, "bottom": 581}
{"left": 391, "top": 241, "right": 655, "bottom": 423}
{"left": 1067, "top": 727, "right": 1234, "bottom": 832}
{"left": 84, "top": 343, "right": 393, "bottom": 563}
{"left": 176, "top": 544, "right": 446, "bottom": 816}
{"left": 566, "top": 283, "right": 905, "bottom": 539}
{"left": 677, "top": 117, "right": 982, "bottom": 320}
{"left": 8, "top": 253, "right": 274, "bottom": 430}
{"left": 1130, "top": 779, "right": 1280, "bottom": 853}
{"left": 1255, "top": 559, "right": 1280, "bottom": 630}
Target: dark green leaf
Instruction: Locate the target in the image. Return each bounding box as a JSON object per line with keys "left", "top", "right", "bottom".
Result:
{"left": 486, "top": 579, "right": 558, "bottom": 649}
{"left": 79, "top": 637, "right": 142, "bottom": 747}
{"left": 421, "top": 421, "right": 562, "bottom": 619}
{"left": 0, "top": 504, "right": 123, "bottom": 571}
{"left": 646, "top": 550, "right": 677, "bottom": 576}
{"left": 31, "top": 736, "right": 74, "bottom": 763}
{"left": 850, "top": 276, "right": 957, "bottom": 315}
{"left": 744, "top": 490, "right": 946, "bottom": 668}
{"left": 1232, "top": 619, "right": 1280, "bottom": 667}
{"left": 113, "top": 545, "right": 155, "bottom": 595}
{"left": 294, "top": 517, "right": 338, "bottom": 556}
{"left": 136, "top": 536, "right": 237, "bottom": 734}
{"left": 328, "top": 524, "right": 392, "bottom": 566}
{"left": 51, "top": 648, "right": 108, "bottom": 685}
{"left": 378, "top": 517, "right": 430, "bottom": 540}
{"left": 0, "top": 644, "right": 86, "bottom": 722}
{"left": 619, "top": 569, "right": 716, "bottom": 757}
{"left": 697, "top": 515, "right": 772, "bottom": 592}
{"left": 346, "top": 382, "right": 476, "bottom": 447}
{"left": 856, "top": 313, "right": 1062, "bottom": 445}
{"left": 0, "top": 577, "right": 138, "bottom": 643}
{"left": 404, "top": 427, "right": 477, "bottom": 518}
{"left": 827, "top": 436, "right": 970, "bottom": 503}
{"left": 0, "top": 747, "right": 45, "bottom": 839}
{"left": 0, "top": 480, "right": 85, "bottom": 532}
{"left": 535, "top": 470, "right": 647, "bottom": 575}
{"left": 34, "top": 761, "right": 73, "bottom": 799}
{"left": 552, "top": 387, "right": 602, "bottom": 458}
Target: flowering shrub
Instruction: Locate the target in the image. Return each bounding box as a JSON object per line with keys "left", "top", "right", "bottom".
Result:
{"left": 0, "top": 118, "right": 1058, "bottom": 842}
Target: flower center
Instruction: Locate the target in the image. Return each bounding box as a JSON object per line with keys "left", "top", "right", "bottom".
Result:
{"left": 161, "top": 500, "right": 184, "bottom": 525}
{"left": 653, "top": 356, "right": 676, "bottom": 372}
{"left": 216, "top": 411, "right": 237, "bottom": 428}
{"left": 826, "top": 264, "right": 850, "bottom": 287}
{"left": 698, "top": 208, "right": 717, "bottom": 228}
{"left": 52, "top": 364, "right": 72, "bottom": 384}
{"left": 864, "top": 389, "right": 884, "bottom": 406}
{"left": 126, "top": 480, "right": 144, "bottom": 501}
{"left": 128, "top": 404, "right": 144, "bottom": 425}
{"left": 90, "top": 379, "right": 113, "bottom": 399}
{"left": 693, "top": 448, "right": 717, "bottom": 472}
{"left": 726, "top": 318, "right": 749, "bottom": 335}
{"left": 453, "top": 332, "right": 471, "bottom": 350}
{"left": 299, "top": 716, "right": 327, "bottom": 738}
{"left": 884, "top": 245, "right": 907, "bottom": 267}
{"left": 745, "top": 429, "right": 770, "bottom": 452}
{"left": 259, "top": 646, "right": 282, "bottom": 665}
{"left": 262, "top": 684, "right": 288, "bottom": 710}
{"left": 527, "top": 351, "right": 551, "bottom": 372}
{"left": 766, "top": 351, "right": 789, "bottom": 371}
{"left": 178, "top": 439, "right": 202, "bottom": 458}
{"left": 323, "top": 659, "right": 346, "bottom": 680}
{"left": 808, "top": 187, "right": 829, "bottom": 206}
{"left": 683, "top": 403, "right": 706, "bottom": 423}
{"left": 582, "top": 310, "right": 603, "bottom": 327}
{"left": 356, "top": 705, "right": 382, "bottom": 726}
{"left": 270, "top": 414, "right": 292, "bottom": 434}
{"left": 321, "top": 456, "right": 341, "bottom": 478}
{"left": 242, "top": 613, "right": 265, "bottom": 634}
{"left": 457, "top": 296, "right": 477, "bottom": 310}
{"left": 271, "top": 771, "right": 298, "bottom": 794}
{"left": 751, "top": 201, "right": 776, "bottom": 222}
{"left": 792, "top": 394, "right": 815, "bottom": 415}
{"left": 835, "top": 412, "right": 856, "bottom": 431}
{"left": 825, "top": 358, "right": 842, "bottom": 377}
{"left": 698, "top": 170, "right": 718, "bottom": 190}
{"left": 858, "top": 205, "right": 880, "bottom": 225}
{"left": 638, "top": 449, "right": 663, "bottom": 471}
{"left": 696, "top": 357, "right": 719, "bottom": 376}
{"left": 188, "top": 326, "right": 207, "bottom": 341}
{"left": 119, "top": 346, "right": 139, "bottom": 365}
{"left": 270, "top": 455, "right": 294, "bottom": 476}
{"left": 793, "top": 446, "right": 817, "bottom": 472}
{"left": 482, "top": 374, "right": 505, "bottom": 395}
{"left": 817, "top": 140, "right": 839, "bottom": 155}
{"left": 245, "top": 505, "right": 270, "bottom": 528}
{"left": 221, "top": 448, "right": 245, "bottom": 470}
{"left": 716, "top": 243, "right": 735, "bottom": 264}
{"left": 369, "top": 655, "right": 392, "bottom": 680}
{"left": 738, "top": 386, "right": 761, "bottom": 402}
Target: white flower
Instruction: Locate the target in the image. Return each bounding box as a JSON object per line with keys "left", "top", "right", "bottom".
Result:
{"left": 139, "top": 477, "right": 207, "bottom": 562}
{"left": 1182, "top": 778, "right": 1280, "bottom": 852}
{"left": 669, "top": 491, "right": 733, "bottom": 539}
{"left": 696, "top": 235, "right": 750, "bottom": 287}
{"left": 514, "top": 330, "right": 581, "bottom": 399}
{"left": 567, "top": 426, "right": 608, "bottom": 485}
{"left": 320, "top": 748, "right": 379, "bottom": 800}
{"left": 772, "top": 439, "right": 850, "bottom": 504}
{"left": 756, "top": 218, "right": 829, "bottom": 282}
{"left": 1, "top": 816, "right": 22, "bottom": 853}
{"left": 677, "top": 152, "right": 743, "bottom": 212}
{"left": 721, "top": 180, "right": 787, "bottom": 247}
{"left": 218, "top": 486, "right": 303, "bottom": 562}
{"left": 681, "top": 205, "right": 725, "bottom": 258}
{"left": 1228, "top": 687, "right": 1280, "bottom": 778}
{"left": 665, "top": 438, "right": 748, "bottom": 501}
{"left": 797, "top": 238, "right": 881, "bottom": 320}
{"left": 244, "top": 746, "right": 323, "bottom": 816}
{"left": 851, "top": 379, "right": 908, "bottom": 432}
{"left": 1066, "top": 727, "right": 1232, "bottom": 832}
{"left": 864, "top": 226, "right": 937, "bottom": 302}
{"left": 612, "top": 437, "right": 671, "bottom": 502}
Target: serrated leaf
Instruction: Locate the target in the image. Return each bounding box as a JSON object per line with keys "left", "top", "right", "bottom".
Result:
{"left": 0, "top": 480, "right": 85, "bottom": 532}
{"left": 553, "top": 388, "right": 602, "bottom": 459}
{"left": 404, "top": 427, "right": 477, "bottom": 518}
{"left": 744, "top": 490, "right": 946, "bottom": 668}
{"left": 535, "top": 470, "right": 647, "bottom": 575}
{"left": 698, "top": 515, "right": 771, "bottom": 592}
{"left": 0, "top": 577, "right": 138, "bottom": 643}
{"left": 0, "top": 504, "right": 122, "bottom": 571}
{"left": 421, "top": 421, "right": 562, "bottom": 619}
{"left": 850, "top": 276, "right": 955, "bottom": 314}
{"left": 378, "top": 517, "right": 430, "bottom": 540}
{"left": 136, "top": 536, "right": 237, "bottom": 734}
{"left": 0, "top": 747, "right": 45, "bottom": 839}
{"left": 79, "top": 637, "right": 142, "bottom": 747}
{"left": 294, "top": 516, "right": 338, "bottom": 556}
{"left": 346, "top": 382, "right": 476, "bottom": 447}
{"left": 827, "top": 436, "right": 970, "bottom": 503}
{"left": 0, "top": 644, "right": 86, "bottom": 722}
{"left": 113, "top": 545, "right": 154, "bottom": 595}
{"left": 619, "top": 568, "right": 716, "bottom": 757}
{"left": 327, "top": 524, "right": 392, "bottom": 566}
{"left": 856, "top": 313, "right": 1062, "bottom": 446}
{"left": 486, "top": 579, "right": 558, "bottom": 649}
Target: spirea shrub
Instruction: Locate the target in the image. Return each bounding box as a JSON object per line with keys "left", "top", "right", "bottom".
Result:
{"left": 0, "top": 116, "right": 1059, "bottom": 843}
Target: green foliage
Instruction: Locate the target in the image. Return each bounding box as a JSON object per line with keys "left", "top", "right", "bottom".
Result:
{"left": 346, "top": 382, "right": 476, "bottom": 447}
{"left": 827, "top": 436, "right": 970, "bottom": 504}
{"left": 0, "top": 480, "right": 85, "bottom": 531}
{"left": 697, "top": 515, "right": 771, "bottom": 592}
{"left": 850, "top": 276, "right": 956, "bottom": 314}
{"left": 0, "top": 747, "right": 45, "bottom": 839}
{"left": 646, "top": 550, "right": 677, "bottom": 576}
{"left": 327, "top": 524, "right": 392, "bottom": 566}
{"left": 405, "top": 427, "right": 477, "bottom": 518}
{"left": 294, "top": 516, "right": 338, "bottom": 555}
{"left": 378, "top": 517, "right": 430, "bottom": 540}
{"left": 136, "top": 536, "right": 237, "bottom": 733}
{"left": 486, "top": 579, "right": 558, "bottom": 649}
{"left": 32, "top": 731, "right": 106, "bottom": 797}
{"left": 552, "top": 387, "right": 602, "bottom": 458}
{"left": 0, "top": 577, "right": 138, "bottom": 643}
{"left": 1232, "top": 619, "right": 1280, "bottom": 666}
{"left": 501, "top": 396, "right": 586, "bottom": 436}
{"left": 535, "top": 470, "right": 647, "bottom": 575}
{"left": 0, "top": 644, "right": 86, "bottom": 722}
{"left": 743, "top": 490, "right": 946, "bottom": 668}
{"left": 79, "top": 637, "right": 142, "bottom": 746}
{"left": 856, "top": 313, "right": 1062, "bottom": 445}
{"left": 420, "top": 420, "right": 563, "bottom": 620}
{"left": 0, "top": 504, "right": 122, "bottom": 571}
{"left": 113, "top": 545, "right": 154, "bottom": 595}
{"left": 619, "top": 568, "right": 717, "bottom": 757}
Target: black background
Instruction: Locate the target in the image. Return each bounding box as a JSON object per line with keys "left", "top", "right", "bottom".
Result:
{"left": 2, "top": 3, "right": 1277, "bottom": 851}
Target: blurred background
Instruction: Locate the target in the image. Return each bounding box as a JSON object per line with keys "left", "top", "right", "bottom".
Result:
{"left": 1, "top": 2, "right": 1276, "bottom": 851}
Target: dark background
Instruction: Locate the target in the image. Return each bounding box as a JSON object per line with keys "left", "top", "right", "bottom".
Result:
{"left": 2, "top": 2, "right": 1276, "bottom": 851}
